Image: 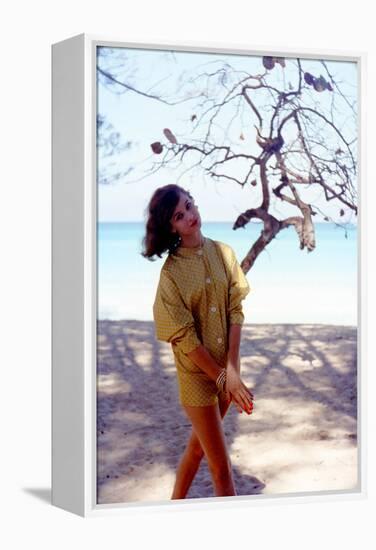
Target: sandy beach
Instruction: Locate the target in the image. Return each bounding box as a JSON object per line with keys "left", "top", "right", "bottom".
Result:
{"left": 97, "top": 321, "right": 358, "bottom": 504}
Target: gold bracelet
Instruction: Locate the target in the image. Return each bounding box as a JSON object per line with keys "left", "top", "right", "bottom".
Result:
{"left": 215, "top": 368, "right": 227, "bottom": 392}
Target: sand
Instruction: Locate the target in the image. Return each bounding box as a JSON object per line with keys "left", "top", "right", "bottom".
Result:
{"left": 96, "top": 321, "right": 358, "bottom": 504}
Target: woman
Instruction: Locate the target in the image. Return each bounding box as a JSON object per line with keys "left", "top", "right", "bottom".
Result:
{"left": 142, "top": 184, "right": 254, "bottom": 499}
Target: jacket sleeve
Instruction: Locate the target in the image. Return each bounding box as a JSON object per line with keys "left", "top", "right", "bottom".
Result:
{"left": 227, "top": 247, "right": 250, "bottom": 326}
{"left": 153, "top": 269, "right": 201, "bottom": 354}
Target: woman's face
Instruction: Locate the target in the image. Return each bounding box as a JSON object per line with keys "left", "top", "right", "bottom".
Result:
{"left": 170, "top": 192, "right": 201, "bottom": 238}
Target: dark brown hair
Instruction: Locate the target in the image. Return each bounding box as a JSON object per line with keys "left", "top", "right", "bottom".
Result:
{"left": 141, "top": 184, "right": 192, "bottom": 260}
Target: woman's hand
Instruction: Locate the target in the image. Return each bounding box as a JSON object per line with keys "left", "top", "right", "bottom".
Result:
{"left": 225, "top": 364, "right": 254, "bottom": 415}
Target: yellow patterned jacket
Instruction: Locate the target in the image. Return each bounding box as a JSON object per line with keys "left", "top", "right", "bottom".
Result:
{"left": 153, "top": 236, "right": 250, "bottom": 405}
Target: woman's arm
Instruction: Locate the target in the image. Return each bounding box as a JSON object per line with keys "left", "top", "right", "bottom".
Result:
{"left": 226, "top": 323, "right": 254, "bottom": 413}
{"left": 186, "top": 345, "right": 223, "bottom": 381}
{"left": 227, "top": 323, "right": 241, "bottom": 373}
{"left": 187, "top": 341, "right": 253, "bottom": 414}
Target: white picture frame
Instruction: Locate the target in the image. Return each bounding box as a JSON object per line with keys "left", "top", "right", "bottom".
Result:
{"left": 52, "top": 33, "right": 366, "bottom": 517}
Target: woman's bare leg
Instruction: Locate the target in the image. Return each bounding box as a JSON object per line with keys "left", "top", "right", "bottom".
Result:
{"left": 171, "top": 396, "right": 233, "bottom": 499}
{"left": 170, "top": 429, "right": 204, "bottom": 500}
{"left": 184, "top": 401, "right": 235, "bottom": 497}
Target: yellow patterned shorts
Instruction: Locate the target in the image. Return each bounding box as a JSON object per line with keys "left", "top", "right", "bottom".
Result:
{"left": 176, "top": 366, "right": 222, "bottom": 406}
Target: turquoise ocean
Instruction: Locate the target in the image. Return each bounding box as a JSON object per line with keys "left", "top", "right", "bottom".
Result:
{"left": 97, "top": 222, "right": 357, "bottom": 326}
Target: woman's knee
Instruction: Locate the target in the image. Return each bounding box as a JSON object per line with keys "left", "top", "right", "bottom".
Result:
{"left": 183, "top": 403, "right": 230, "bottom": 472}
{"left": 188, "top": 436, "right": 205, "bottom": 460}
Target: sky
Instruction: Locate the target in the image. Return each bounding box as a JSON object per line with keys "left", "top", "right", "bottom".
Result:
{"left": 96, "top": 46, "right": 358, "bottom": 224}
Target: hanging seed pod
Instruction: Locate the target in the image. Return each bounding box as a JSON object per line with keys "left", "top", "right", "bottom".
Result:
{"left": 151, "top": 141, "right": 163, "bottom": 154}
{"left": 313, "top": 75, "right": 327, "bottom": 92}
{"left": 262, "top": 56, "right": 275, "bottom": 70}
{"left": 275, "top": 57, "right": 286, "bottom": 68}
{"left": 163, "top": 128, "right": 178, "bottom": 144}
{"left": 304, "top": 72, "right": 314, "bottom": 85}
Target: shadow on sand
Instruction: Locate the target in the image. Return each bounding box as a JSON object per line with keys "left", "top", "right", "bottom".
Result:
{"left": 97, "top": 321, "right": 357, "bottom": 504}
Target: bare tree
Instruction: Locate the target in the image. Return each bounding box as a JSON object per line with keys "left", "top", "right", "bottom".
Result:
{"left": 96, "top": 47, "right": 169, "bottom": 185}
{"left": 99, "top": 52, "right": 358, "bottom": 273}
